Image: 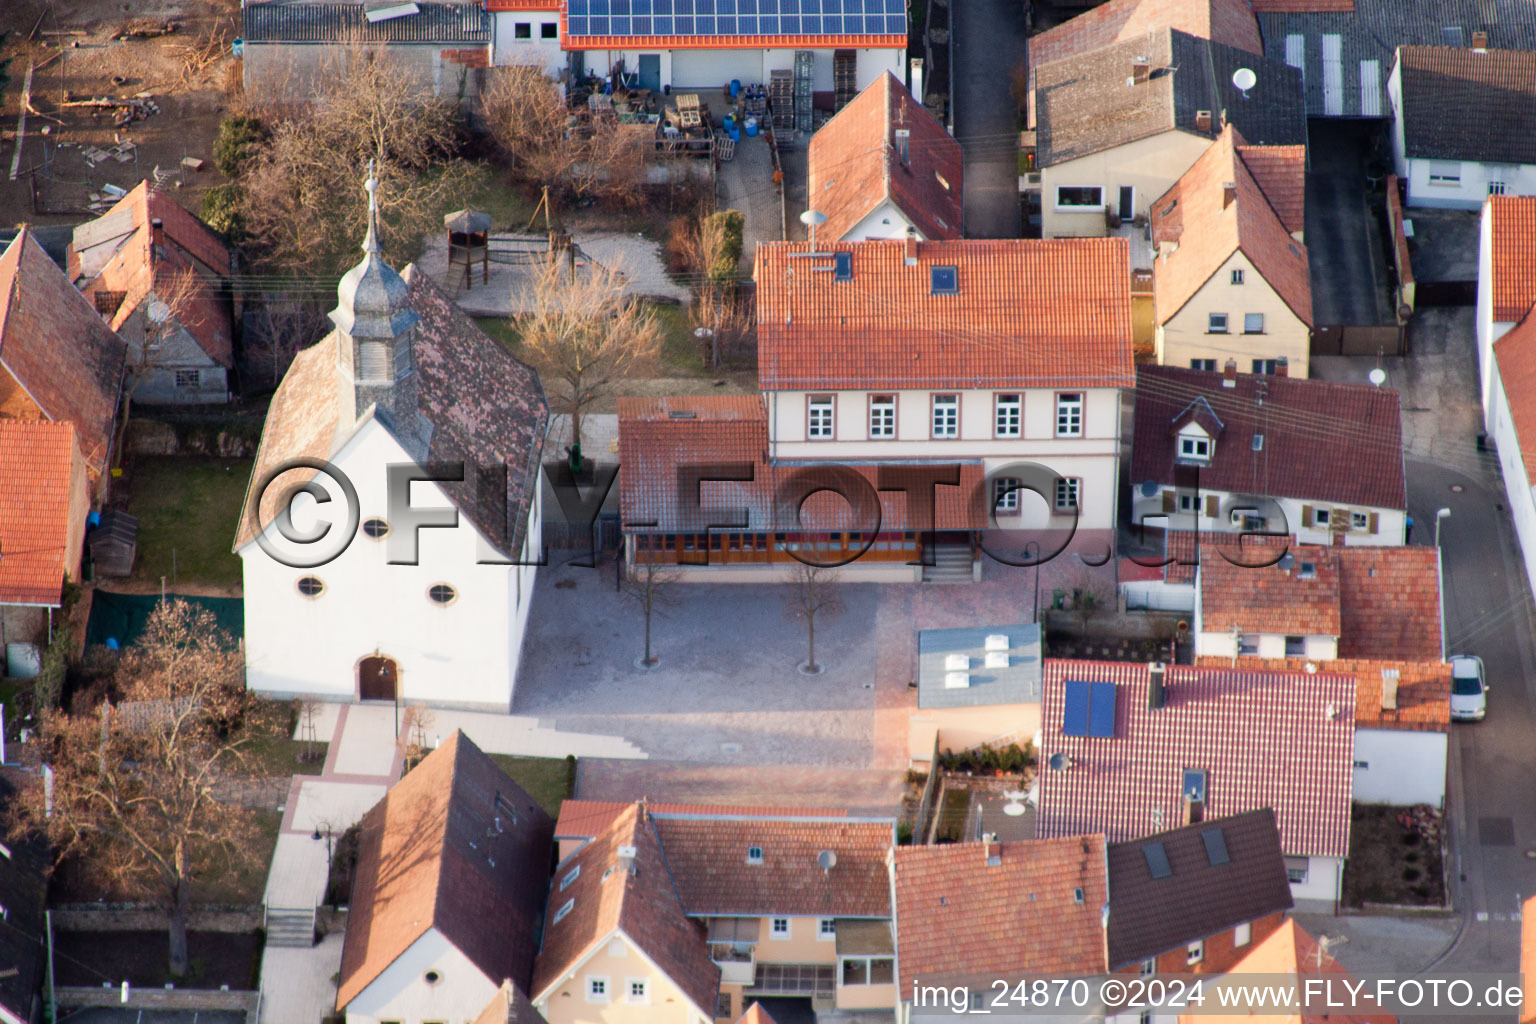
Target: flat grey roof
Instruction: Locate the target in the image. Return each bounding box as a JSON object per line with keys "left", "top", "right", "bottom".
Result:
{"left": 917, "top": 623, "right": 1042, "bottom": 709}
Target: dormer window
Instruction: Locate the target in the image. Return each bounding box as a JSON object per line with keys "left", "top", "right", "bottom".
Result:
{"left": 1179, "top": 437, "right": 1210, "bottom": 460}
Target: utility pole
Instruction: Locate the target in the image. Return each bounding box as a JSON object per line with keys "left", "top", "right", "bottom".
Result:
{"left": 45, "top": 909, "right": 55, "bottom": 1024}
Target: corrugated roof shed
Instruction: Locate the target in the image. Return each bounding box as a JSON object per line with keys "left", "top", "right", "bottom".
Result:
{"left": 241, "top": 1, "right": 491, "bottom": 43}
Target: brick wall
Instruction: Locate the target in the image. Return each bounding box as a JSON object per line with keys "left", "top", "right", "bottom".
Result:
{"left": 49, "top": 904, "right": 262, "bottom": 933}
{"left": 57, "top": 985, "right": 259, "bottom": 1024}
{"left": 442, "top": 48, "right": 491, "bottom": 67}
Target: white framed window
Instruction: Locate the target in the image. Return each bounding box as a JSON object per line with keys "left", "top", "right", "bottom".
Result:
{"left": 993, "top": 478, "right": 1021, "bottom": 513}
{"left": 1140, "top": 959, "right": 1155, "bottom": 977}
{"left": 1351, "top": 510, "right": 1369, "bottom": 530}
{"left": 1055, "top": 393, "right": 1083, "bottom": 437}
{"left": 1314, "top": 507, "right": 1331, "bottom": 527}
{"left": 428, "top": 583, "right": 458, "bottom": 606}
{"left": 514, "top": 21, "right": 532, "bottom": 37}
{"left": 1190, "top": 358, "right": 1217, "bottom": 371}
{"left": 869, "top": 395, "right": 896, "bottom": 438}
{"left": 1286, "top": 857, "right": 1310, "bottom": 884}
{"left": 818, "top": 918, "right": 836, "bottom": 940}
{"left": 1237, "top": 635, "right": 1260, "bottom": 656}
{"left": 296, "top": 575, "right": 326, "bottom": 598}
{"left": 586, "top": 977, "right": 610, "bottom": 1003}
{"left": 540, "top": 21, "right": 558, "bottom": 37}
{"left": 1490, "top": 180, "right": 1508, "bottom": 196}
{"left": 931, "top": 394, "right": 959, "bottom": 438}
{"left": 1244, "top": 313, "right": 1265, "bottom": 334}
{"left": 1179, "top": 437, "right": 1210, "bottom": 460}
{"left": 746, "top": 845, "right": 764, "bottom": 864}
{"left": 626, "top": 979, "right": 650, "bottom": 1004}
{"left": 807, "top": 395, "right": 835, "bottom": 439}
{"left": 1234, "top": 921, "right": 1251, "bottom": 947}
{"left": 1285, "top": 635, "right": 1306, "bottom": 656}
{"left": 1187, "top": 940, "right": 1204, "bottom": 965}
{"left": 1055, "top": 186, "right": 1103, "bottom": 209}
{"left": 1054, "top": 477, "right": 1080, "bottom": 511}
{"left": 1178, "top": 492, "right": 1196, "bottom": 513}
{"left": 553, "top": 898, "right": 575, "bottom": 925}
{"left": 994, "top": 393, "right": 1021, "bottom": 438}
{"left": 771, "top": 917, "right": 790, "bottom": 938}
{"left": 362, "top": 517, "right": 390, "bottom": 539}
{"left": 1208, "top": 313, "right": 1229, "bottom": 334}
{"left": 1427, "top": 161, "right": 1461, "bottom": 186}
{"left": 174, "top": 369, "right": 201, "bottom": 388}
{"left": 561, "top": 865, "right": 581, "bottom": 891}
{"left": 1252, "top": 359, "right": 1279, "bottom": 375}
{"left": 1230, "top": 269, "right": 1244, "bottom": 285}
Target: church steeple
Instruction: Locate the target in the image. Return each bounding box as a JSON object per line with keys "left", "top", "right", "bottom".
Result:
{"left": 330, "top": 160, "right": 429, "bottom": 459}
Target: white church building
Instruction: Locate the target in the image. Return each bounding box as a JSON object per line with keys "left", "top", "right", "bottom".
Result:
{"left": 235, "top": 173, "right": 549, "bottom": 711}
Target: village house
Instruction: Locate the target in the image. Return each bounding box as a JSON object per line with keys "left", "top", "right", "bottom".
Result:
{"left": 807, "top": 72, "right": 963, "bottom": 243}
{"left": 1035, "top": 661, "right": 1355, "bottom": 910}
{"left": 0, "top": 422, "right": 90, "bottom": 649}
{"left": 1485, "top": 310, "right": 1536, "bottom": 611}
{"left": 1148, "top": 128, "right": 1311, "bottom": 375}
{"left": 70, "top": 182, "right": 235, "bottom": 405}
{"left": 1253, "top": 0, "right": 1536, "bottom": 120}
{"left": 1033, "top": 28, "right": 1304, "bottom": 241}
{"left": 235, "top": 171, "right": 548, "bottom": 710}
{"left": 892, "top": 809, "right": 1294, "bottom": 1022}
{"left": 239, "top": 0, "right": 492, "bottom": 105}
{"left": 1477, "top": 195, "right": 1535, "bottom": 425}
{"left": 1188, "top": 918, "right": 1397, "bottom": 1024}
{"left": 336, "top": 732, "right": 555, "bottom": 1024}
{"left": 1386, "top": 46, "right": 1536, "bottom": 208}
{"left": 906, "top": 623, "right": 1041, "bottom": 764}
{"left": 1129, "top": 364, "right": 1408, "bottom": 545}
{"left": 546, "top": 801, "right": 896, "bottom": 1022}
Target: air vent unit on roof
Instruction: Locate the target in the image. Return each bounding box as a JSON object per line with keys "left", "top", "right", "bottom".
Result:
{"left": 985, "top": 634, "right": 1009, "bottom": 652}
{"left": 945, "top": 671, "right": 971, "bottom": 689}
{"left": 945, "top": 654, "right": 970, "bottom": 671}
{"left": 985, "top": 651, "right": 1009, "bottom": 669}
{"left": 667, "top": 409, "right": 697, "bottom": 419}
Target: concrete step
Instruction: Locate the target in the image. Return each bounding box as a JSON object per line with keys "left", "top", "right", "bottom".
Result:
{"left": 265, "top": 908, "right": 316, "bottom": 949}
{"left": 923, "top": 544, "right": 975, "bottom": 583}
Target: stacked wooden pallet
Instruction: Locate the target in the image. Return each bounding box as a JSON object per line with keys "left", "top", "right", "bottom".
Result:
{"left": 769, "top": 69, "right": 794, "bottom": 129}
{"left": 793, "top": 50, "right": 813, "bottom": 133}
{"left": 833, "top": 50, "right": 856, "bottom": 111}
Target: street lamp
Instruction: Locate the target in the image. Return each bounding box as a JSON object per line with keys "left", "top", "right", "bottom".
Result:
{"left": 1435, "top": 507, "right": 1451, "bottom": 548}
{"left": 1023, "top": 541, "right": 1041, "bottom": 624}
{"left": 313, "top": 823, "right": 335, "bottom": 908}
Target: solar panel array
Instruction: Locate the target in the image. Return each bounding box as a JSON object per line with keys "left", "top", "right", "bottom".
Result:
{"left": 564, "top": 0, "right": 906, "bottom": 38}
{"left": 1062, "top": 679, "right": 1117, "bottom": 738}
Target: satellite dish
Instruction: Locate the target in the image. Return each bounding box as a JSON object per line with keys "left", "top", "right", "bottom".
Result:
{"left": 1368, "top": 367, "right": 1387, "bottom": 387}
{"left": 1232, "top": 67, "right": 1257, "bottom": 95}
{"left": 1048, "top": 752, "right": 1070, "bottom": 772}
{"left": 817, "top": 849, "right": 838, "bottom": 872}
{"left": 800, "top": 209, "right": 828, "bottom": 226}
{"left": 1140, "top": 480, "right": 1160, "bottom": 498}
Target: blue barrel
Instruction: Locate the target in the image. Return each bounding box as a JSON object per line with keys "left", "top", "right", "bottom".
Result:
{"left": 88, "top": 509, "right": 102, "bottom": 527}
{"left": 723, "top": 113, "right": 735, "bottom": 128}
{"left": 744, "top": 116, "right": 759, "bottom": 136}
{"left": 729, "top": 125, "right": 741, "bottom": 142}
{"left": 730, "top": 79, "right": 741, "bottom": 97}
{"left": 106, "top": 637, "right": 120, "bottom": 651}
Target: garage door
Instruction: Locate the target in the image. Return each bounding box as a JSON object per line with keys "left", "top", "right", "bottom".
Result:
{"left": 670, "top": 49, "right": 758, "bottom": 89}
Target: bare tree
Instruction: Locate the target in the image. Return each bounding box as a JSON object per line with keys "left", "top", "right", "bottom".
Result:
{"left": 784, "top": 563, "right": 845, "bottom": 673}
{"left": 110, "top": 265, "right": 204, "bottom": 470}
{"left": 622, "top": 544, "right": 682, "bottom": 667}
{"left": 7, "top": 600, "right": 257, "bottom": 977}
{"left": 689, "top": 283, "right": 754, "bottom": 368}
{"left": 400, "top": 703, "right": 437, "bottom": 771}
{"left": 515, "top": 259, "right": 662, "bottom": 452}
{"left": 240, "top": 49, "right": 479, "bottom": 275}
{"left": 480, "top": 65, "right": 647, "bottom": 209}
{"left": 1065, "top": 566, "right": 1114, "bottom": 634}
{"left": 295, "top": 695, "right": 324, "bottom": 765}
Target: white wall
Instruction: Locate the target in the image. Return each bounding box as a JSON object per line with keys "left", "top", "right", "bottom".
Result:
{"left": 1489, "top": 358, "right": 1536, "bottom": 611}
{"left": 584, "top": 46, "right": 900, "bottom": 92}
{"left": 1120, "top": 579, "right": 1195, "bottom": 612}
{"left": 1130, "top": 488, "right": 1407, "bottom": 547}
{"left": 1291, "top": 855, "right": 1342, "bottom": 910}
{"left": 843, "top": 200, "right": 920, "bottom": 242}
{"left": 1196, "top": 630, "right": 1337, "bottom": 661}
{"left": 240, "top": 418, "right": 538, "bottom": 711}
{"left": 345, "top": 929, "right": 499, "bottom": 1024}
{"left": 493, "top": 12, "right": 565, "bottom": 72}
{"left": 1477, "top": 201, "right": 1517, "bottom": 432}
{"left": 1353, "top": 727, "right": 1447, "bottom": 806}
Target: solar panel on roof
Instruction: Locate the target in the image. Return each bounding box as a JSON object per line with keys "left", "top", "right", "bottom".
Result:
{"left": 1144, "top": 842, "right": 1172, "bottom": 880}
{"left": 564, "top": 0, "right": 904, "bottom": 37}
{"left": 1062, "top": 680, "right": 1091, "bottom": 736}
{"left": 1202, "top": 828, "right": 1230, "bottom": 866}
{"left": 1088, "top": 681, "right": 1116, "bottom": 738}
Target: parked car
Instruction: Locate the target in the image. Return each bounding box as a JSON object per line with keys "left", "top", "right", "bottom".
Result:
{"left": 1449, "top": 654, "right": 1487, "bottom": 721}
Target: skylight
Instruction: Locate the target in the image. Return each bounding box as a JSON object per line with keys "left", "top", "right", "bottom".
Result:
{"left": 930, "top": 265, "right": 958, "bottom": 295}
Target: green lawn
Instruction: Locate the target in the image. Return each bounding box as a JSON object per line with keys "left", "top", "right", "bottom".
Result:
{"left": 240, "top": 697, "right": 328, "bottom": 778}
{"left": 199, "top": 808, "right": 283, "bottom": 904}
{"left": 125, "top": 457, "right": 252, "bottom": 588}
{"left": 490, "top": 754, "right": 575, "bottom": 816}
{"left": 474, "top": 316, "right": 522, "bottom": 354}
{"left": 464, "top": 165, "right": 536, "bottom": 232}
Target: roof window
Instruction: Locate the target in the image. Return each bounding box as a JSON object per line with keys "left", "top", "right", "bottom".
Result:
{"left": 930, "top": 265, "right": 958, "bottom": 295}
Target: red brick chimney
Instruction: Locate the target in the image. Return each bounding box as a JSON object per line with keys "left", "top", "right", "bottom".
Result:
{"left": 1223, "top": 359, "right": 1238, "bottom": 387}
{"left": 904, "top": 227, "right": 918, "bottom": 265}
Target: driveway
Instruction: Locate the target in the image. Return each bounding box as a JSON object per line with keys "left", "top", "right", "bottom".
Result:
{"left": 951, "top": 0, "right": 1026, "bottom": 236}
{"left": 1305, "top": 120, "right": 1396, "bottom": 326}
{"left": 717, "top": 131, "right": 784, "bottom": 267}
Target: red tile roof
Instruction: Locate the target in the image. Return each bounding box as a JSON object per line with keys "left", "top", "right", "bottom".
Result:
{"left": 1394, "top": 47, "right": 1536, "bottom": 166}
{"left": 1037, "top": 660, "right": 1355, "bottom": 859}
{"left": 1151, "top": 128, "right": 1313, "bottom": 328}
{"left": 650, "top": 813, "right": 893, "bottom": 917}
{"left": 1161, "top": 530, "right": 1294, "bottom": 585}
{"left": 809, "top": 72, "right": 963, "bottom": 243}
{"left": 1489, "top": 196, "right": 1536, "bottom": 322}
{"left": 1247, "top": 0, "right": 1352, "bottom": 10}
{"left": 1524, "top": 895, "right": 1536, "bottom": 1024}
{"left": 735, "top": 1003, "right": 778, "bottom": 1024}
{"left": 1199, "top": 545, "right": 1342, "bottom": 635}
{"left": 1186, "top": 919, "right": 1396, "bottom": 1024}
{"left": 532, "top": 805, "right": 718, "bottom": 1017}
{"left": 755, "top": 238, "right": 1134, "bottom": 391}
{"left": 0, "top": 231, "right": 126, "bottom": 480}
{"left": 555, "top": 800, "right": 845, "bottom": 840}
{"left": 337, "top": 733, "right": 554, "bottom": 1010}
{"left": 617, "top": 396, "right": 988, "bottom": 533}
{"left": 1495, "top": 311, "right": 1536, "bottom": 480}
{"left": 1236, "top": 144, "right": 1306, "bottom": 235}
{"left": 0, "top": 420, "right": 83, "bottom": 606}
{"left": 1335, "top": 546, "right": 1442, "bottom": 661}
{"left": 892, "top": 836, "right": 1110, "bottom": 988}
{"left": 1197, "top": 656, "right": 1450, "bottom": 733}
{"left": 1131, "top": 365, "right": 1407, "bottom": 511}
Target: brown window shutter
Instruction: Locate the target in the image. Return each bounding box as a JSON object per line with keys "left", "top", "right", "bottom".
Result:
{"left": 1162, "top": 490, "right": 1176, "bottom": 513}
{"left": 1205, "top": 495, "right": 1219, "bottom": 519}
{"left": 1368, "top": 512, "right": 1379, "bottom": 533}
{"left": 1302, "top": 504, "right": 1315, "bottom": 527}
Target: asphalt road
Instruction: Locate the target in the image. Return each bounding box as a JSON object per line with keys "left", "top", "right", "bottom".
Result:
{"left": 950, "top": 0, "right": 1025, "bottom": 237}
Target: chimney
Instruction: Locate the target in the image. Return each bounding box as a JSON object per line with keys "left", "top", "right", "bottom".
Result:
{"left": 1275, "top": 356, "right": 1289, "bottom": 378}
{"left": 1222, "top": 181, "right": 1237, "bottom": 209}
{"left": 895, "top": 128, "right": 911, "bottom": 166}
{"left": 1148, "top": 662, "right": 1167, "bottom": 711}
{"left": 1132, "top": 57, "right": 1151, "bottom": 85}
{"left": 149, "top": 217, "right": 165, "bottom": 260}
{"left": 1222, "top": 358, "right": 1238, "bottom": 387}
{"left": 910, "top": 58, "right": 925, "bottom": 104}
{"left": 618, "top": 843, "right": 638, "bottom": 875}
{"left": 904, "top": 227, "right": 918, "bottom": 266}
{"left": 1472, "top": 30, "right": 1488, "bottom": 50}
{"left": 983, "top": 835, "right": 1001, "bottom": 867}
{"left": 1195, "top": 109, "right": 1212, "bottom": 132}
{"left": 1380, "top": 669, "right": 1400, "bottom": 711}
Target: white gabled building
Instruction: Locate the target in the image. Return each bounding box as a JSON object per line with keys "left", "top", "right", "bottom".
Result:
{"left": 235, "top": 172, "right": 548, "bottom": 711}
{"left": 1476, "top": 195, "right": 1536, "bottom": 431}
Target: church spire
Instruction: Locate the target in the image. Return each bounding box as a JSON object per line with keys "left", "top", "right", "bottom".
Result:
{"left": 361, "top": 159, "right": 382, "bottom": 258}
